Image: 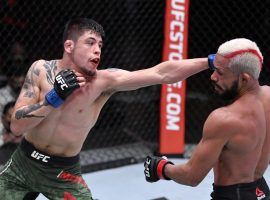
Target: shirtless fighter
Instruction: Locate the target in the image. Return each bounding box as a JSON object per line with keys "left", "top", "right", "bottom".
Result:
{"left": 0, "top": 18, "right": 209, "bottom": 199}
{"left": 144, "top": 38, "right": 270, "bottom": 200}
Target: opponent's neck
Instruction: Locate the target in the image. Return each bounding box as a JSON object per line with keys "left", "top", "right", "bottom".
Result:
{"left": 237, "top": 80, "right": 259, "bottom": 99}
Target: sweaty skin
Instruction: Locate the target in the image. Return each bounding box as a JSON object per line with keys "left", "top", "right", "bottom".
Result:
{"left": 11, "top": 31, "right": 208, "bottom": 157}
{"left": 255, "top": 86, "right": 270, "bottom": 180}
{"left": 211, "top": 88, "right": 265, "bottom": 185}
{"left": 164, "top": 53, "right": 268, "bottom": 186}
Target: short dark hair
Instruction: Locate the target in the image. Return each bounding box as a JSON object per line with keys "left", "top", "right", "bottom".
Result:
{"left": 62, "top": 18, "right": 105, "bottom": 44}
{"left": 2, "top": 101, "right": 15, "bottom": 116}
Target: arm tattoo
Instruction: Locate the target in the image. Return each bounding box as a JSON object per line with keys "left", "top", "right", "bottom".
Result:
{"left": 15, "top": 101, "right": 48, "bottom": 119}
{"left": 44, "top": 60, "right": 57, "bottom": 85}
{"left": 22, "top": 61, "right": 40, "bottom": 98}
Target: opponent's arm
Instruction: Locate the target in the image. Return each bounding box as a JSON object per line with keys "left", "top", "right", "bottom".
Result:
{"left": 105, "top": 57, "right": 211, "bottom": 92}
{"left": 144, "top": 109, "right": 234, "bottom": 186}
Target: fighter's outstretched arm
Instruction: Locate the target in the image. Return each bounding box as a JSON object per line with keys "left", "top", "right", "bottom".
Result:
{"left": 153, "top": 58, "right": 209, "bottom": 84}
{"left": 103, "top": 58, "right": 209, "bottom": 92}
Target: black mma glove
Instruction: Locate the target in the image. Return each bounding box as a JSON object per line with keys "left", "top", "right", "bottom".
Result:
{"left": 144, "top": 155, "right": 174, "bottom": 183}
{"left": 208, "top": 54, "right": 216, "bottom": 70}
{"left": 45, "top": 69, "right": 80, "bottom": 108}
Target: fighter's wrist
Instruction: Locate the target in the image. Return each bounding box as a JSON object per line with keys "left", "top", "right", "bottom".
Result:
{"left": 45, "top": 89, "right": 64, "bottom": 108}
{"left": 157, "top": 159, "right": 174, "bottom": 180}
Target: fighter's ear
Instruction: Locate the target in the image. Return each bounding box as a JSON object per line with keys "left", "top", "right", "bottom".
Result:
{"left": 241, "top": 73, "right": 251, "bottom": 84}
{"left": 64, "top": 40, "right": 74, "bottom": 53}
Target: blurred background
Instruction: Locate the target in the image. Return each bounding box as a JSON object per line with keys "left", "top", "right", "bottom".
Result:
{"left": 0, "top": 0, "right": 269, "bottom": 172}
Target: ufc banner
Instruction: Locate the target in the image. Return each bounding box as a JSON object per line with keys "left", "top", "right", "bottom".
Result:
{"left": 159, "top": 0, "right": 190, "bottom": 155}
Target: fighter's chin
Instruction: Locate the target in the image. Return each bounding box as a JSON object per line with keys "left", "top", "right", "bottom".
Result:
{"left": 87, "top": 70, "right": 97, "bottom": 77}
{"left": 81, "top": 68, "right": 97, "bottom": 77}
{"left": 213, "top": 90, "right": 223, "bottom": 98}
{"left": 212, "top": 86, "right": 225, "bottom": 98}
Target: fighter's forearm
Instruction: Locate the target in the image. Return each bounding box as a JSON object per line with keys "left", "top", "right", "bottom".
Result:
{"left": 156, "top": 58, "right": 208, "bottom": 84}
{"left": 164, "top": 164, "right": 202, "bottom": 187}
{"left": 11, "top": 100, "right": 53, "bottom": 135}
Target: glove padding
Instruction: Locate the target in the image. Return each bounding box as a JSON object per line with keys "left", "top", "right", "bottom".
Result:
{"left": 144, "top": 155, "right": 174, "bottom": 183}
{"left": 208, "top": 54, "right": 216, "bottom": 70}
{"left": 54, "top": 69, "right": 80, "bottom": 100}
{"left": 45, "top": 69, "right": 80, "bottom": 108}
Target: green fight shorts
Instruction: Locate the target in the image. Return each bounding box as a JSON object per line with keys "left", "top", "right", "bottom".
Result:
{"left": 0, "top": 138, "right": 93, "bottom": 200}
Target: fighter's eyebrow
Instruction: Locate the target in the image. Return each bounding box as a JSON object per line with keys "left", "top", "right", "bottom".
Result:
{"left": 86, "top": 37, "right": 103, "bottom": 47}
{"left": 87, "top": 37, "right": 96, "bottom": 41}
{"left": 87, "top": 37, "right": 102, "bottom": 43}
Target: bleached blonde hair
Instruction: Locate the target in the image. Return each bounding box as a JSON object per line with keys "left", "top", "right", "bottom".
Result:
{"left": 217, "top": 38, "right": 263, "bottom": 79}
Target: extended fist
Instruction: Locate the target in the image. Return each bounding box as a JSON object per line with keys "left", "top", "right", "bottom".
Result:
{"left": 208, "top": 54, "right": 216, "bottom": 70}
{"left": 144, "top": 155, "right": 174, "bottom": 183}
{"left": 45, "top": 69, "right": 80, "bottom": 108}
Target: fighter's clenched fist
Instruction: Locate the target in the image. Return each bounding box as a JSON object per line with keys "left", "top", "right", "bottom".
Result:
{"left": 144, "top": 155, "right": 174, "bottom": 182}
{"left": 45, "top": 69, "right": 80, "bottom": 108}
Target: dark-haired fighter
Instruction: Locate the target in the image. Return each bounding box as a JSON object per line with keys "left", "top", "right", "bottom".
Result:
{"left": 0, "top": 18, "right": 209, "bottom": 199}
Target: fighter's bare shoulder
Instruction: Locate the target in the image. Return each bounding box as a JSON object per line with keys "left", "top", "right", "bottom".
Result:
{"left": 261, "top": 85, "right": 270, "bottom": 95}
{"left": 28, "top": 59, "right": 54, "bottom": 74}
{"left": 98, "top": 68, "right": 129, "bottom": 74}
{"left": 25, "top": 59, "right": 58, "bottom": 87}
{"left": 25, "top": 60, "right": 46, "bottom": 82}
{"left": 97, "top": 68, "right": 130, "bottom": 81}
{"left": 105, "top": 68, "right": 128, "bottom": 72}
{"left": 96, "top": 68, "right": 131, "bottom": 91}
{"left": 203, "top": 107, "right": 240, "bottom": 138}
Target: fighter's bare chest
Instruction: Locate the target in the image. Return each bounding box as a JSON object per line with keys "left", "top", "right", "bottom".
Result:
{"left": 42, "top": 79, "right": 100, "bottom": 102}
{"left": 43, "top": 80, "right": 107, "bottom": 116}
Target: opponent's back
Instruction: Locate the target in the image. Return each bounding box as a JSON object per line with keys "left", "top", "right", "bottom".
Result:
{"left": 255, "top": 85, "right": 270, "bottom": 179}
{"left": 213, "top": 91, "right": 266, "bottom": 185}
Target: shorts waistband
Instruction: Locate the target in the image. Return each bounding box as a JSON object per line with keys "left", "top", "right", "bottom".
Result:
{"left": 20, "top": 138, "right": 80, "bottom": 167}
{"left": 213, "top": 177, "right": 265, "bottom": 192}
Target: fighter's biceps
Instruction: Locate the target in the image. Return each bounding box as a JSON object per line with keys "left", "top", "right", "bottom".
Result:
{"left": 20, "top": 85, "right": 40, "bottom": 99}
{"left": 195, "top": 139, "right": 222, "bottom": 163}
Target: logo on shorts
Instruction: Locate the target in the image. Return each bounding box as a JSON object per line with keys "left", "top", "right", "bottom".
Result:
{"left": 31, "top": 150, "right": 50, "bottom": 163}
{"left": 256, "top": 187, "right": 266, "bottom": 200}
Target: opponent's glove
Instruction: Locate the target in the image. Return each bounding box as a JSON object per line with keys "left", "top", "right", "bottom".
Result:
{"left": 45, "top": 69, "right": 80, "bottom": 108}
{"left": 208, "top": 54, "right": 216, "bottom": 70}
{"left": 144, "top": 155, "right": 174, "bottom": 183}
